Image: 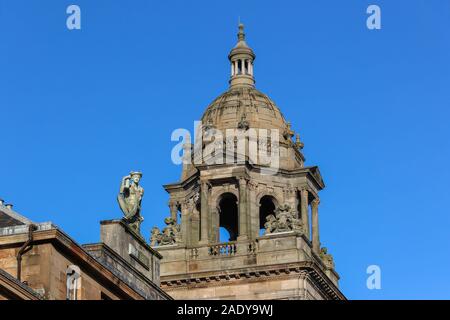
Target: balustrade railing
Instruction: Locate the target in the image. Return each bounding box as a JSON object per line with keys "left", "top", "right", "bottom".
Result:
{"left": 207, "top": 241, "right": 257, "bottom": 256}
{"left": 208, "top": 242, "right": 237, "bottom": 256}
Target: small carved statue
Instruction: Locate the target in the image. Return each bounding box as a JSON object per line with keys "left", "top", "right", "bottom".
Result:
{"left": 264, "top": 214, "right": 277, "bottom": 234}
{"left": 150, "top": 227, "right": 161, "bottom": 246}
{"left": 274, "top": 204, "right": 291, "bottom": 232}
{"left": 237, "top": 113, "right": 249, "bottom": 131}
{"left": 150, "top": 217, "right": 181, "bottom": 246}
{"left": 117, "top": 171, "right": 144, "bottom": 234}
{"left": 320, "top": 247, "right": 335, "bottom": 269}
{"left": 264, "top": 204, "right": 303, "bottom": 235}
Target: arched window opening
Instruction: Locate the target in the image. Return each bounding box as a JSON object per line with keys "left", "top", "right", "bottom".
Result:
{"left": 259, "top": 195, "right": 276, "bottom": 236}
{"left": 218, "top": 193, "right": 238, "bottom": 241}
{"left": 237, "top": 60, "right": 242, "bottom": 74}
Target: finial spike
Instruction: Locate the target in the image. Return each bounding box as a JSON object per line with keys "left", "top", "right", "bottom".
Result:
{"left": 238, "top": 22, "right": 245, "bottom": 41}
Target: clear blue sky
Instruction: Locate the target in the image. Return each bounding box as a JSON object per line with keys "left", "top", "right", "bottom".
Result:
{"left": 1, "top": 0, "right": 450, "bottom": 299}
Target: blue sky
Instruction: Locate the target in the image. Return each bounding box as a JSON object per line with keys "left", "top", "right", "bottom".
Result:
{"left": 1, "top": 0, "right": 450, "bottom": 299}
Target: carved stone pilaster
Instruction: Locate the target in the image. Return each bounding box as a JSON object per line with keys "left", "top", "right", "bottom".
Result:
{"left": 311, "top": 198, "right": 320, "bottom": 253}
{"left": 237, "top": 177, "right": 248, "bottom": 239}
{"left": 300, "top": 188, "right": 310, "bottom": 239}
{"left": 200, "top": 181, "right": 210, "bottom": 244}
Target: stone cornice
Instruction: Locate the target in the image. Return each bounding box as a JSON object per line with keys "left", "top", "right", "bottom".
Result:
{"left": 173, "top": 162, "right": 325, "bottom": 191}
{"left": 163, "top": 171, "right": 200, "bottom": 192}
{"left": 161, "top": 261, "right": 345, "bottom": 300}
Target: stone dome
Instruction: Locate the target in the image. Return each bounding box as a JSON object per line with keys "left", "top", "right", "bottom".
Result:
{"left": 185, "top": 23, "right": 305, "bottom": 175}
{"left": 201, "top": 86, "right": 290, "bottom": 137}
{"left": 199, "top": 23, "right": 291, "bottom": 140}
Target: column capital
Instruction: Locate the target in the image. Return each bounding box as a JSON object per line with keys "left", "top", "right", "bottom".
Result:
{"left": 312, "top": 198, "right": 320, "bottom": 206}
{"left": 180, "top": 200, "right": 189, "bottom": 211}
{"left": 284, "top": 186, "right": 297, "bottom": 196}
{"left": 237, "top": 176, "right": 248, "bottom": 185}
{"left": 247, "top": 180, "right": 258, "bottom": 190}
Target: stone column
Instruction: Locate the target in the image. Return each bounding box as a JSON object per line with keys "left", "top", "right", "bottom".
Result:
{"left": 231, "top": 62, "right": 234, "bottom": 76}
{"left": 169, "top": 201, "right": 178, "bottom": 223}
{"left": 238, "top": 177, "right": 248, "bottom": 240}
{"left": 190, "top": 210, "right": 200, "bottom": 246}
{"left": 247, "top": 181, "right": 258, "bottom": 239}
{"left": 300, "top": 188, "right": 310, "bottom": 239}
{"left": 241, "top": 59, "right": 246, "bottom": 74}
{"left": 210, "top": 208, "right": 219, "bottom": 243}
{"left": 200, "top": 181, "right": 209, "bottom": 244}
{"left": 311, "top": 198, "right": 320, "bottom": 253}
{"left": 180, "top": 201, "right": 189, "bottom": 245}
{"left": 249, "top": 61, "right": 253, "bottom": 75}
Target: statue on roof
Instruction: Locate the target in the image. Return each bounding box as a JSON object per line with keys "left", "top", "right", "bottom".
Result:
{"left": 117, "top": 171, "right": 144, "bottom": 234}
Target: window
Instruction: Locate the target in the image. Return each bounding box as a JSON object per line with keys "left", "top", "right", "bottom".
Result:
{"left": 218, "top": 193, "right": 238, "bottom": 241}
{"left": 259, "top": 195, "right": 277, "bottom": 236}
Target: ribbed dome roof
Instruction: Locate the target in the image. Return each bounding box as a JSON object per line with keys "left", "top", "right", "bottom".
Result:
{"left": 201, "top": 86, "right": 289, "bottom": 135}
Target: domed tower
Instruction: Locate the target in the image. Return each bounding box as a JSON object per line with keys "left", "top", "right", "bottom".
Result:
{"left": 152, "top": 24, "right": 345, "bottom": 300}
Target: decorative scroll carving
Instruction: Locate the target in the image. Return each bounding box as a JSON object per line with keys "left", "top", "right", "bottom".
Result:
{"left": 264, "top": 204, "right": 303, "bottom": 235}
{"left": 150, "top": 217, "right": 181, "bottom": 246}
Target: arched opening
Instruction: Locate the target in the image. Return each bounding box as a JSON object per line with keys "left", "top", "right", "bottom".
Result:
{"left": 259, "top": 195, "right": 277, "bottom": 236}
{"left": 218, "top": 193, "right": 238, "bottom": 241}
{"left": 177, "top": 205, "right": 182, "bottom": 223}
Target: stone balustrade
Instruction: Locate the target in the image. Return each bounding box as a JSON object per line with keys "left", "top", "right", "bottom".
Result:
{"left": 208, "top": 242, "right": 237, "bottom": 256}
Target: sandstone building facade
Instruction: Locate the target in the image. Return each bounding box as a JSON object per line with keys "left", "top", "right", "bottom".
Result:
{"left": 151, "top": 24, "right": 345, "bottom": 300}
{"left": 0, "top": 202, "right": 170, "bottom": 300}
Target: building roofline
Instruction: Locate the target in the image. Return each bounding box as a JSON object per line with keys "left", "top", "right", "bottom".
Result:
{"left": 0, "top": 268, "right": 41, "bottom": 300}
{"left": 0, "top": 226, "right": 170, "bottom": 300}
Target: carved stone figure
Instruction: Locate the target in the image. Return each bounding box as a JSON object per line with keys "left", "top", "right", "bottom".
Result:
{"left": 150, "top": 217, "right": 181, "bottom": 246}
{"left": 237, "top": 113, "right": 249, "bottom": 131}
{"left": 320, "top": 247, "right": 335, "bottom": 269}
{"left": 264, "top": 204, "right": 303, "bottom": 235}
{"left": 150, "top": 227, "right": 161, "bottom": 246}
{"left": 117, "top": 171, "right": 144, "bottom": 234}
{"left": 264, "top": 214, "right": 277, "bottom": 234}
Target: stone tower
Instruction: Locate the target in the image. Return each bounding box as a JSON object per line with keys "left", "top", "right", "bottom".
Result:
{"left": 152, "top": 24, "right": 345, "bottom": 300}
